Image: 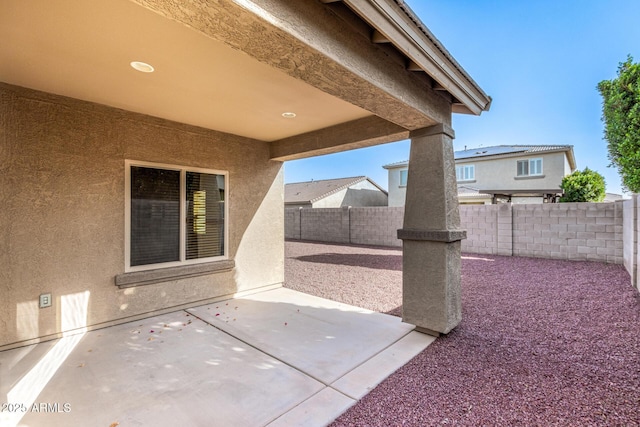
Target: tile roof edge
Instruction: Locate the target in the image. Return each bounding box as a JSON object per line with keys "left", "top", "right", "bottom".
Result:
{"left": 309, "top": 176, "right": 369, "bottom": 203}
{"left": 285, "top": 176, "right": 366, "bottom": 186}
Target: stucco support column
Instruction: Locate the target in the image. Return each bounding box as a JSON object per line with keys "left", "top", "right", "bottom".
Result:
{"left": 398, "top": 123, "right": 465, "bottom": 336}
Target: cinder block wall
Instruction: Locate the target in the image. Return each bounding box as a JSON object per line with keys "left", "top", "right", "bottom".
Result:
{"left": 350, "top": 206, "right": 403, "bottom": 247}
{"left": 285, "top": 203, "right": 625, "bottom": 266}
{"left": 458, "top": 204, "right": 514, "bottom": 256}
{"left": 459, "top": 205, "right": 499, "bottom": 255}
{"left": 511, "top": 203, "right": 623, "bottom": 263}
{"left": 285, "top": 208, "right": 301, "bottom": 239}
{"left": 300, "top": 207, "right": 350, "bottom": 243}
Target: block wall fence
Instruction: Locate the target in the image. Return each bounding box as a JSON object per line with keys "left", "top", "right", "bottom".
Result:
{"left": 285, "top": 197, "right": 640, "bottom": 290}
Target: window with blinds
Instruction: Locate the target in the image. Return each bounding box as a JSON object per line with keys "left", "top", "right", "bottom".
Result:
{"left": 130, "top": 167, "right": 181, "bottom": 266}
{"left": 456, "top": 164, "right": 475, "bottom": 181}
{"left": 517, "top": 158, "right": 543, "bottom": 177}
{"left": 186, "top": 171, "right": 224, "bottom": 260}
{"left": 126, "top": 162, "right": 227, "bottom": 271}
{"left": 399, "top": 169, "right": 408, "bottom": 186}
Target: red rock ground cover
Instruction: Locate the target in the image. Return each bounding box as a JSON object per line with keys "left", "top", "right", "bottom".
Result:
{"left": 284, "top": 240, "right": 640, "bottom": 426}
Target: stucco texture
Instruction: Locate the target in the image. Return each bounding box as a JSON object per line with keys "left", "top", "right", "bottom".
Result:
{"left": 0, "top": 83, "right": 284, "bottom": 348}
{"left": 456, "top": 151, "right": 568, "bottom": 191}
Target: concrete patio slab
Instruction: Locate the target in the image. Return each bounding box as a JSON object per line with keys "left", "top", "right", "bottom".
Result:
{"left": 187, "top": 288, "right": 416, "bottom": 385}
{"left": 331, "top": 331, "right": 436, "bottom": 400}
{"left": 266, "top": 388, "right": 355, "bottom": 427}
{"left": 1, "top": 288, "right": 434, "bottom": 427}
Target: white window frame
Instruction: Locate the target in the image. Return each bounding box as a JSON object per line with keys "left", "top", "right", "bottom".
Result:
{"left": 399, "top": 169, "right": 408, "bottom": 187}
{"left": 456, "top": 164, "right": 475, "bottom": 181}
{"left": 517, "top": 158, "right": 543, "bottom": 177}
{"left": 125, "top": 160, "right": 229, "bottom": 273}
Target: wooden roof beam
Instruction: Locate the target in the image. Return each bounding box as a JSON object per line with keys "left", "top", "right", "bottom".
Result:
{"left": 372, "top": 29, "right": 390, "bottom": 43}
{"left": 407, "top": 60, "right": 422, "bottom": 71}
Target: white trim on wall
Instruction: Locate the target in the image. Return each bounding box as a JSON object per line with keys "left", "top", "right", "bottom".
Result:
{"left": 124, "top": 159, "right": 229, "bottom": 273}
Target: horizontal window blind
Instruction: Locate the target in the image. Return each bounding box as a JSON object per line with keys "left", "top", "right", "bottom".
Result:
{"left": 456, "top": 165, "right": 474, "bottom": 181}
{"left": 517, "top": 159, "right": 542, "bottom": 176}
{"left": 517, "top": 160, "right": 529, "bottom": 176}
{"left": 186, "top": 172, "right": 224, "bottom": 260}
{"left": 130, "top": 167, "right": 181, "bottom": 266}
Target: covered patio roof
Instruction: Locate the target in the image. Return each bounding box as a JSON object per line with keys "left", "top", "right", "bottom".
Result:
{"left": 0, "top": 0, "right": 490, "bottom": 161}
{"left": 1, "top": 0, "right": 491, "bottom": 357}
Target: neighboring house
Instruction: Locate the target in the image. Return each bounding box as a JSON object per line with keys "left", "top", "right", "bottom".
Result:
{"left": 456, "top": 185, "right": 493, "bottom": 205}
{"left": 285, "top": 176, "right": 388, "bottom": 209}
{"left": 604, "top": 193, "right": 625, "bottom": 203}
{"left": 0, "top": 0, "right": 490, "bottom": 348}
{"left": 384, "top": 145, "right": 577, "bottom": 206}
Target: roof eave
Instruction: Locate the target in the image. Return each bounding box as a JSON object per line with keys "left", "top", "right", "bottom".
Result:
{"left": 365, "top": 177, "right": 389, "bottom": 195}
{"left": 480, "top": 189, "right": 564, "bottom": 195}
{"left": 566, "top": 148, "right": 577, "bottom": 171}
{"left": 342, "top": 0, "right": 491, "bottom": 116}
{"left": 382, "top": 161, "right": 409, "bottom": 169}
{"left": 456, "top": 146, "right": 576, "bottom": 163}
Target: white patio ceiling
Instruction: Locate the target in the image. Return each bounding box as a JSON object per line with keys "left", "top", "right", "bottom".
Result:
{"left": 0, "top": 0, "right": 371, "bottom": 142}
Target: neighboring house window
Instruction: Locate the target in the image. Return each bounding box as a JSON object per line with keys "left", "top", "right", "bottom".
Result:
{"left": 456, "top": 165, "right": 475, "bottom": 181}
{"left": 126, "top": 161, "right": 227, "bottom": 271}
{"left": 517, "top": 158, "right": 543, "bottom": 177}
{"left": 399, "top": 169, "right": 408, "bottom": 186}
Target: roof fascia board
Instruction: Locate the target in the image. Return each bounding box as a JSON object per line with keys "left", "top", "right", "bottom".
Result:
{"left": 566, "top": 149, "right": 577, "bottom": 171}
{"left": 343, "top": 0, "right": 491, "bottom": 115}
{"left": 459, "top": 195, "right": 492, "bottom": 199}
{"left": 382, "top": 160, "right": 409, "bottom": 169}
{"left": 364, "top": 177, "right": 389, "bottom": 195}
{"left": 480, "top": 189, "right": 563, "bottom": 194}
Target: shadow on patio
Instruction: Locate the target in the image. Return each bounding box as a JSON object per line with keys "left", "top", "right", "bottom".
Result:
{"left": 0, "top": 288, "right": 434, "bottom": 427}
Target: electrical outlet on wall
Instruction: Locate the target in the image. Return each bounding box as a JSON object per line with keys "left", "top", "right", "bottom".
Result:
{"left": 39, "top": 293, "right": 52, "bottom": 308}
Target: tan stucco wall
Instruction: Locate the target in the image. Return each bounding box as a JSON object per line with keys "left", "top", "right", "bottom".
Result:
{"left": 386, "top": 151, "right": 570, "bottom": 206}
{"left": 0, "top": 83, "right": 284, "bottom": 348}
{"left": 456, "top": 152, "right": 568, "bottom": 191}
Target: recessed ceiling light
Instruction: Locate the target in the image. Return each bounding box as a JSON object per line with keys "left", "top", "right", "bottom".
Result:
{"left": 282, "top": 112, "right": 296, "bottom": 118}
{"left": 130, "top": 61, "right": 155, "bottom": 73}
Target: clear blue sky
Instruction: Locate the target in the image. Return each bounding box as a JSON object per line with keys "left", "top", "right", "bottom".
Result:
{"left": 284, "top": 0, "right": 640, "bottom": 195}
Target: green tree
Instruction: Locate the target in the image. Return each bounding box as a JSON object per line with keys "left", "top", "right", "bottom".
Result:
{"left": 598, "top": 55, "right": 640, "bottom": 192}
{"left": 560, "top": 168, "right": 606, "bottom": 202}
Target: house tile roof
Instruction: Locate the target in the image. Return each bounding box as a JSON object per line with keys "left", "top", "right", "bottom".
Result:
{"left": 383, "top": 145, "right": 575, "bottom": 169}
{"left": 382, "top": 160, "right": 409, "bottom": 169}
{"left": 285, "top": 176, "right": 386, "bottom": 204}
{"left": 457, "top": 185, "right": 488, "bottom": 198}
{"left": 455, "top": 145, "right": 573, "bottom": 160}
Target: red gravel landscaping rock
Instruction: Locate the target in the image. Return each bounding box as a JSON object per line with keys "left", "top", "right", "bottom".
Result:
{"left": 285, "top": 240, "right": 404, "bottom": 316}
{"left": 284, "top": 240, "right": 640, "bottom": 426}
